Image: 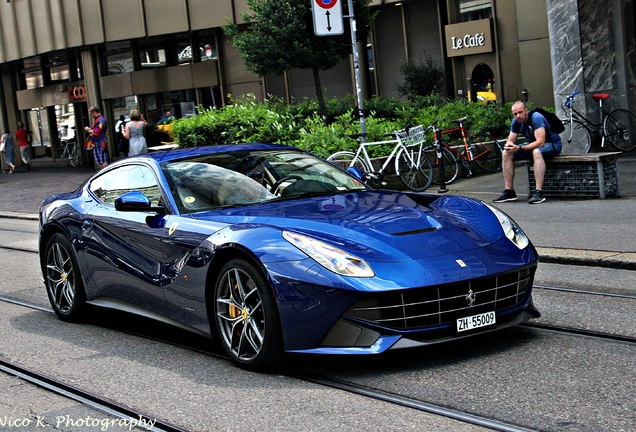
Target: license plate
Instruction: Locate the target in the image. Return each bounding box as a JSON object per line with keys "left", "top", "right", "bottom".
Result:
{"left": 457, "top": 311, "right": 496, "bottom": 332}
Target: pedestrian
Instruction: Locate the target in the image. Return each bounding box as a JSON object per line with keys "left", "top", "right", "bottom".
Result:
{"left": 493, "top": 101, "right": 562, "bottom": 204}
{"left": 15, "top": 122, "right": 31, "bottom": 171}
{"left": 1, "top": 128, "right": 16, "bottom": 174}
{"left": 84, "top": 105, "right": 109, "bottom": 169}
{"left": 123, "top": 108, "right": 147, "bottom": 156}
{"left": 115, "top": 114, "right": 129, "bottom": 156}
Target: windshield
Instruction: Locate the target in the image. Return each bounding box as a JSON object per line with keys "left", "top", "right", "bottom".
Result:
{"left": 162, "top": 148, "right": 367, "bottom": 213}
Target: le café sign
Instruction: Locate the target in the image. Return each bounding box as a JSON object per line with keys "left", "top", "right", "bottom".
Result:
{"left": 444, "top": 19, "right": 493, "bottom": 58}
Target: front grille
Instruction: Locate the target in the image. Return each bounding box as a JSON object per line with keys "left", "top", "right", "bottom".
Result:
{"left": 346, "top": 266, "right": 535, "bottom": 330}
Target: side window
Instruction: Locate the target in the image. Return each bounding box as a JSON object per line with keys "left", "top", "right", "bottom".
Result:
{"left": 90, "top": 165, "right": 162, "bottom": 207}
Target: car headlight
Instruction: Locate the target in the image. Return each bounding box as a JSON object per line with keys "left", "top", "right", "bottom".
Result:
{"left": 486, "top": 204, "right": 529, "bottom": 250}
{"left": 282, "top": 231, "right": 375, "bottom": 277}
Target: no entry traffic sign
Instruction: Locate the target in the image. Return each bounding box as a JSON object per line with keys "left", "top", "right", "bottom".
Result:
{"left": 315, "top": 0, "right": 338, "bottom": 9}
{"left": 311, "top": 0, "right": 344, "bottom": 36}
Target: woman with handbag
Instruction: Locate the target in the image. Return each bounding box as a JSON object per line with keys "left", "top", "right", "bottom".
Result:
{"left": 123, "top": 108, "right": 147, "bottom": 156}
{"left": 1, "top": 128, "right": 16, "bottom": 173}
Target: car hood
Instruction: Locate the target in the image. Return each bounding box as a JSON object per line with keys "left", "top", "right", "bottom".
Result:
{"left": 203, "top": 191, "right": 509, "bottom": 262}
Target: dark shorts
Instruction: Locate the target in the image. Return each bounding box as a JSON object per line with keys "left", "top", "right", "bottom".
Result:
{"left": 513, "top": 142, "right": 560, "bottom": 161}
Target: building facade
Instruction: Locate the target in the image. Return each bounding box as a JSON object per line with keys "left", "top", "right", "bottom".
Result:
{"left": 0, "top": 0, "right": 634, "bottom": 167}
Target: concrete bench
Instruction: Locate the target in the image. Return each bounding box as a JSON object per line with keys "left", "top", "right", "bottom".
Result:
{"left": 525, "top": 152, "right": 621, "bottom": 199}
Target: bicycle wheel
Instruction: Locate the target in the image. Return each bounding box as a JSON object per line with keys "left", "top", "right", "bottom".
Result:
{"left": 327, "top": 151, "right": 370, "bottom": 174}
{"left": 69, "top": 143, "right": 80, "bottom": 167}
{"left": 604, "top": 109, "right": 636, "bottom": 151}
{"left": 561, "top": 119, "right": 592, "bottom": 154}
{"left": 395, "top": 146, "right": 433, "bottom": 192}
{"left": 471, "top": 133, "right": 503, "bottom": 173}
{"left": 54, "top": 145, "right": 70, "bottom": 167}
{"left": 423, "top": 145, "right": 459, "bottom": 185}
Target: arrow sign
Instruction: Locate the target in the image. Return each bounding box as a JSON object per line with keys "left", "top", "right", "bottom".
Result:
{"left": 311, "top": 0, "right": 344, "bottom": 36}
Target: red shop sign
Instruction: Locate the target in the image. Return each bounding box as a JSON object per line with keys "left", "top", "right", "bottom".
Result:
{"left": 68, "top": 85, "right": 87, "bottom": 101}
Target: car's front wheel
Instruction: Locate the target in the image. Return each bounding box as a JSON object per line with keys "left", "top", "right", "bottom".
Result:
{"left": 214, "top": 259, "right": 283, "bottom": 370}
{"left": 43, "top": 233, "right": 87, "bottom": 321}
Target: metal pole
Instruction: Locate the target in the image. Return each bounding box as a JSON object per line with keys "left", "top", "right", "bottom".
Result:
{"left": 345, "top": 0, "right": 367, "bottom": 143}
{"left": 434, "top": 127, "right": 448, "bottom": 193}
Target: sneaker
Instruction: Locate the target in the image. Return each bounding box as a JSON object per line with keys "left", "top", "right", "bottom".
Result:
{"left": 493, "top": 189, "right": 517, "bottom": 203}
{"left": 529, "top": 190, "right": 546, "bottom": 204}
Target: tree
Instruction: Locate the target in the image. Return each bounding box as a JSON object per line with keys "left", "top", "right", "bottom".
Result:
{"left": 396, "top": 54, "right": 445, "bottom": 100}
{"left": 224, "top": 0, "right": 373, "bottom": 115}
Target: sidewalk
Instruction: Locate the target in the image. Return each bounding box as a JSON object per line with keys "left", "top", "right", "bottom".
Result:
{"left": 1, "top": 152, "right": 635, "bottom": 270}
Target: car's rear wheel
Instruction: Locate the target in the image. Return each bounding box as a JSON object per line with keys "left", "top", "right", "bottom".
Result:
{"left": 214, "top": 259, "right": 283, "bottom": 370}
{"left": 43, "top": 233, "right": 87, "bottom": 321}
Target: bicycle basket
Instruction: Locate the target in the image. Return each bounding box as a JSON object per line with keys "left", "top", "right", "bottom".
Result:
{"left": 395, "top": 125, "right": 426, "bottom": 146}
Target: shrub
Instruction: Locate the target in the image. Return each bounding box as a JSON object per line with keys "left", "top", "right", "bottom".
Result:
{"left": 171, "top": 92, "right": 513, "bottom": 155}
{"left": 396, "top": 55, "right": 445, "bottom": 100}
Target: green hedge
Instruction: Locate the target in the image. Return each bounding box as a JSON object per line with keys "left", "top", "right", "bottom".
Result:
{"left": 172, "top": 94, "right": 513, "bottom": 158}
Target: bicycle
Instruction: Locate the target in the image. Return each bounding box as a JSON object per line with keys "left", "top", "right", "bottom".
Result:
{"left": 55, "top": 138, "right": 80, "bottom": 167}
{"left": 561, "top": 90, "right": 636, "bottom": 153}
{"left": 327, "top": 123, "right": 435, "bottom": 192}
{"left": 422, "top": 117, "right": 503, "bottom": 185}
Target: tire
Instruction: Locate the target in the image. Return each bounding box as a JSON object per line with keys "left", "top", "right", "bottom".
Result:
{"left": 471, "top": 133, "right": 503, "bottom": 173}
{"left": 43, "top": 233, "right": 87, "bottom": 322}
{"left": 561, "top": 119, "right": 592, "bottom": 154}
{"left": 326, "top": 151, "right": 370, "bottom": 174}
{"left": 395, "top": 146, "right": 433, "bottom": 192}
{"left": 604, "top": 109, "right": 636, "bottom": 152}
{"left": 214, "top": 259, "right": 283, "bottom": 370}
{"left": 54, "top": 145, "right": 70, "bottom": 167}
{"left": 423, "top": 145, "right": 459, "bottom": 185}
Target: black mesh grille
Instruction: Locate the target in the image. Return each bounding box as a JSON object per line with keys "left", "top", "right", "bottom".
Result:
{"left": 346, "top": 266, "right": 535, "bottom": 330}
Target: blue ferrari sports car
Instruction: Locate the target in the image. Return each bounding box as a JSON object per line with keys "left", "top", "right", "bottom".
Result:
{"left": 39, "top": 143, "right": 540, "bottom": 369}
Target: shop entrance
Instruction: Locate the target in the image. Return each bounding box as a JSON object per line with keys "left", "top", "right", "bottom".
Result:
{"left": 471, "top": 63, "right": 495, "bottom": 103}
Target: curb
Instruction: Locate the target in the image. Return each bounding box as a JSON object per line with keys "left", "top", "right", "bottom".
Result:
{"left": 0, "top": 212, "right": 38, "bottom": 221}
{"left": 536, "top": 247, "right": 636, "bottom": 270}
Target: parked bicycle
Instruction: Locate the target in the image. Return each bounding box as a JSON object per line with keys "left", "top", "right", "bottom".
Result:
{"left": 55, "top": 137, "right": 80, "bottom": 167}
{"left": 327, "top": 123, "right": 435, "bottom": 192}
{"left": 422, "top": 117, "right": 502, "bottom": 185}
{"left": 561, "top": 90, "right": 636, "bottom": 153}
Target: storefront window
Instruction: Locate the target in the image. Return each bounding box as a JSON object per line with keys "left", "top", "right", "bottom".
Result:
{"left": 47, "top": 53, "right": 71, "bottom": 83}
{"left": 23, "top": 57, "right": 43, "bottom": 89}
{"left": 458, "top": 0, "right": 492, "bottom": 22}
{"left": 177, "top": 41, "right": 194, "bottom": 64}
{"left": 140, "top": 48, "right": 166, "bottom": 68}
{"left": 143, "top": 90, "right": 196, "bottom": 145}
{"left": 50, "top": 65, "right": 69, "bottom": 82}
{"left": 199, "top": 38, "right": 217, "bottom": 62}
{"left": 111, "top": 96, "right": 139, "bottom": 122}
{"left": 105, "top": 42, "right": 133, "bottom": 75}
{"left": 55, "top": 104, "right": 75, "bottom": 142}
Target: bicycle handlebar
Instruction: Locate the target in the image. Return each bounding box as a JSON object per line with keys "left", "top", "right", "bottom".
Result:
{"left": 563, "top": 90, "right": 581, "bottom": 107}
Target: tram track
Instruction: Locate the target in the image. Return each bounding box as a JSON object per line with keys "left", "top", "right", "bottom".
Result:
{"left": 533, "top": 283, "right": 636, "bottom": 300}
{"left": 1, "top": 290, "right": 634, "bottom": 432}
{"left": 0, "top": 361, "right": 186, "bottom": 432}
{"left": 0, "top": 293, "right": 536, "bottom": 432}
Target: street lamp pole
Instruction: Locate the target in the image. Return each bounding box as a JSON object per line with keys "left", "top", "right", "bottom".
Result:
{"left": 345, "top": 0, "right": 366, "bottom": 143}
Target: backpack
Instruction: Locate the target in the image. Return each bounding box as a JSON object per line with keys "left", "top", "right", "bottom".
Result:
{"left": 530, "top": 108, "right": 565, "bottom": 134}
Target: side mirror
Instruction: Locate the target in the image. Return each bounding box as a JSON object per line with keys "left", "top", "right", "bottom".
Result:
{"left": 115, "top": 190, "right": 166, "bottom": 214}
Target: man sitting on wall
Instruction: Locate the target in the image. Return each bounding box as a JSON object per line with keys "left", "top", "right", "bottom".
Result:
{"left": 493, "top": 101, "right": 562, "bottom": 204}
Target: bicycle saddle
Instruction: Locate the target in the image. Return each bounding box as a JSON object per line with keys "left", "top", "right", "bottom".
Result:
{"left": 452, "top": 117, "right": 467, "bottom": 124}
{"left": 593, "top": 93, "right": 610, "bottom": 101}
